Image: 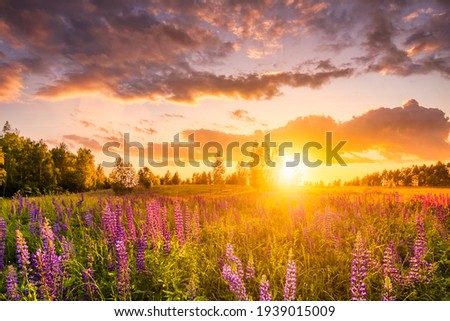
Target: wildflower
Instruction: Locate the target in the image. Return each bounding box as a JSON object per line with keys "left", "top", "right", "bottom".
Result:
{"left": 220, "top": 243, "right": 247, "bottom": 301}
{"left": 350, "top": 233, "right": 368, "bottom": 301}
{"left": 382, "top": 242, "right": 401, "bottom": 285}
{"left": 161, "top": 207, "right": 171, "bottom": 253}
{"left": 184, "top": 208, "right": 191, "bottom": 241}
{"left": 6, "top": 265, "right": 21, "bottom": 301}
{"left": 136, "top": 235, "right": 147, "bottom": 272}
{"left": 115, "top": 239, "right": 130, "bottom": 300}
{"left": 16, "top": 230, "right": 31, "bottom": 277}
{"left": 245, "top": 255, "right": 256, "bottom": 280}
{"left": 81, "top": 268, "right": 97, "bottom": 300}
{"left": 192, "top": 207, "right": 201, "bottom": 244}
{"left": 174, "top": 201, "right": 185, "bottom": 245}
{"left": 0, "top": 217, "right": 6, "bottom": 271}
{"left": 126, "top": 203, "right": 137, "bottom": 244}
{"left": 407, "top": 220, "right": 434, "bottom": 284}
{"left": 259, "top": 275, "right": 272, "bottom": 301}
{"left": 283, "top": 250, "right": 297, "bottom": 301}
{"left": 221, "top": 264, "right": 248, "bottom": 301}
{"left": 381, "top": 276, "right": 395, "bottom": 301}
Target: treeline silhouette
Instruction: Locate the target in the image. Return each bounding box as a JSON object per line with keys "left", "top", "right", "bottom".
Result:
{"left": 344, "top": 161, "right": 450, "bottom": 187}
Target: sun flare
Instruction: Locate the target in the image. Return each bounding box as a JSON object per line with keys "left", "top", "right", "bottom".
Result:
{"left": 277, "top": 157, "right": 306, "bottom": 186}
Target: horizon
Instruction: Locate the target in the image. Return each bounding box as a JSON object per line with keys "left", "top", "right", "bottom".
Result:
{"left": 0, "top": 1, "right": 449, "bottom": 184}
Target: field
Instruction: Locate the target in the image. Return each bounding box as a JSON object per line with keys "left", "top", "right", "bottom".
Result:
{"left": 0, "top": 186, "right": 449, "bottom": 301}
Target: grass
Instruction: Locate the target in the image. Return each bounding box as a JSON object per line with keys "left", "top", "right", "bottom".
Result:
{"left": 0, "top": 185, "right": 449, "bottom": 301}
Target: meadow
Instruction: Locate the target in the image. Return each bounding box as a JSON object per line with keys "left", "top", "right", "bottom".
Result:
{"left": 0, "top": 186, "right": 449, "bottom": 301}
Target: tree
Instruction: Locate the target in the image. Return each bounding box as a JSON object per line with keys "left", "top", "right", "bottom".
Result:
{"left": 171, "top": 171, "right": 181, "bottom": 185}
{"left": 138, "top": 167, "right": 158, "bottom": 188}
{"left": 109, "top": 158, "right": 137, "bottom": 194}
{"left": 163, "top": 170, "right": 172, "bottom": 185}
{"left": 0, "top": 147, "right": 6, "bottom": 189}
{"left": 212, "top": 152, "right": 226, "bottom": 185}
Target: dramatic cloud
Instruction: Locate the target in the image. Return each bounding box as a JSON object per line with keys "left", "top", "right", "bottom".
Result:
{"left": 185, "top": 100, "right": 450, "bottom": 161}
{"left": 0, "top": 1, "right": 448, "bottom": 104}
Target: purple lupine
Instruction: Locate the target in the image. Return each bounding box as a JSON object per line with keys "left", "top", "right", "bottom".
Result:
{"left": 174, "top": 201, "right": 185, "bottom": 245}
{"left": 161, "top": 206, "right": 171, "bottom": 253}
{"left": 126, "top": 203, "right": 137, "bottom": 244}
{"left": 29, "top": 203, "right": 42, "bottom": 237}
{"left": 224, "top": 243, "right": 244, "bottom": 278}
{"left": 221, "top": 264, "right": 248, "bottom": 301}
{"left": 259, "top": 275, "right": 272, "bottom": 301}
{"left": 146, "top": 200, "right": 162, "bottom": 248}
{"left": 115, "top": 239, "right": 130, "bottom": 300}
{"left": 245, "top": 258, "right": 256, "bottom": 280}
{"left": 84, "top": 210, "right": 93, "bottom": 228}
{"left": 38, "top": 218, "right": 63, "bottom": 300}
{"left": 82, "top": 268, "right": 98, "bottom": 300}
{"left": 16, "top": 229, "right": 31, "bottom": 278}
{"left": 0, "top": 217, "right": 6, "bottom": 271}
{"left": 283, "top": 253, "right": 297, "bottom": 301}
{"left": 60, "top": 236, "right": 74, "bottom": 268}
{"left": 32, "top": 248, "right": 52, "bottom": 300}
{"left": 102, "top": 204, "right": 117, "bottom": 249}
{"left": 382, "top": 242, "right": 401, "bottom": 285}
{"left": 381, "top": 276, "right": 395, "bottom": 301}
{"left": 6, "top": 265, "right": 21, "bottom": 301}
{"left": 407, "top": 219, "right": 434, "bottom": 284}
{"left": 350, "top": 233, "right": 368, "bottom": 301}
{"left": 192, "top": 207, "right": 201, "bottom": 244}
{"left": 17, "top": 195, "right": 24, "bottom": 214}
{"left": 136, "top": 235, "right": 147, "bottom": 272}
{"left": 184, "top": 208, "right": 192, "bottom": 241}
{"left": 221, "top": 243, "right": 247, "bottom": 301}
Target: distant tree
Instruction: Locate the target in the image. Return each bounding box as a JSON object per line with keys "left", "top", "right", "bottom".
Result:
{"left": 212, "top": 152, "right": 226, "bottom": 185}
{"left": 138, "top": 167, "right": 159, "bottom": 188}
{"left": 109, "top": 158, "right": 137, "bottom": 194}
{"left": 171, "top": 171, "right": 181, "bottom": 185}
{"left": 94, "top": 164, "right": 108, "bottom": 190}
{"left": 0, "top": 147, "right": 6, "bottom": 189}
{"left": 75, "top": 148, "right": 97, "bottom": 191}
{"left": 163, "top": 170, "right": 172, "bottom": 185}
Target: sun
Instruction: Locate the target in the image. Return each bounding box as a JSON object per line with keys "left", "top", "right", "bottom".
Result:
{"left": 277, "top": 157, "right": 306, "bottom": 186}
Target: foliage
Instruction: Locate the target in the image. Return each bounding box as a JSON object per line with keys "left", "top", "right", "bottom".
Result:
{"left": 109, "top": 158, "right": 138, "bottom": 194}
{"left": 346, "top": 161, "right": 450, "bottom": 187}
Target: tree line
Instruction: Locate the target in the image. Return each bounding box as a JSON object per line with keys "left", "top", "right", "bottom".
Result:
{"left": 0, "top": 122, "right": 108, "bottom": 197}
{"left": 344, "top": 161, "right": 450, "bottom": 187}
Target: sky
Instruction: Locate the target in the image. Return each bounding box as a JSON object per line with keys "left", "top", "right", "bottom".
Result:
{"left": 0, "top": 0, "right": 449, "bottom": 183}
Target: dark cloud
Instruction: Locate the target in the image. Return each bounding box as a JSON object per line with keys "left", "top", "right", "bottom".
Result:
{"left": 0, "top": 1, "right": 449, "bottom": 103}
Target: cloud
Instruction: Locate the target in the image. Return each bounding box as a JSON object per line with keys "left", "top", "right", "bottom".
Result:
{"left": 230, "top": 109, "right": 257, "bottom": 123}
{"left": 0, "top": 1, "right": 449, "bottom": 104}
{"left": 160, "top": 113, "right": 185, "bottom": 120}
{"left": 134, "top": 127, "right": 158, "bottom": 135}
{"left": 0, "top": 63, "right": 23, "bottom": 101}
{"left": 184, "top": 100, "right": 450, "bottom": 161}
{"left": 63, "top": 135, "right": 103, "bottom": 151}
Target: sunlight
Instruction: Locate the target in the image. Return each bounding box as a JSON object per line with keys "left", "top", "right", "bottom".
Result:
{"left": 277, "top": 156, "right": 306, "bottom": 186}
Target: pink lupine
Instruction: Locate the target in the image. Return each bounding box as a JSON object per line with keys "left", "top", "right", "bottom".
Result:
{"left": 283, "top": 251, "right": 297, "bottom": 301}
{"left": 350, "top": 233, "right": 367, "bottom": 301}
